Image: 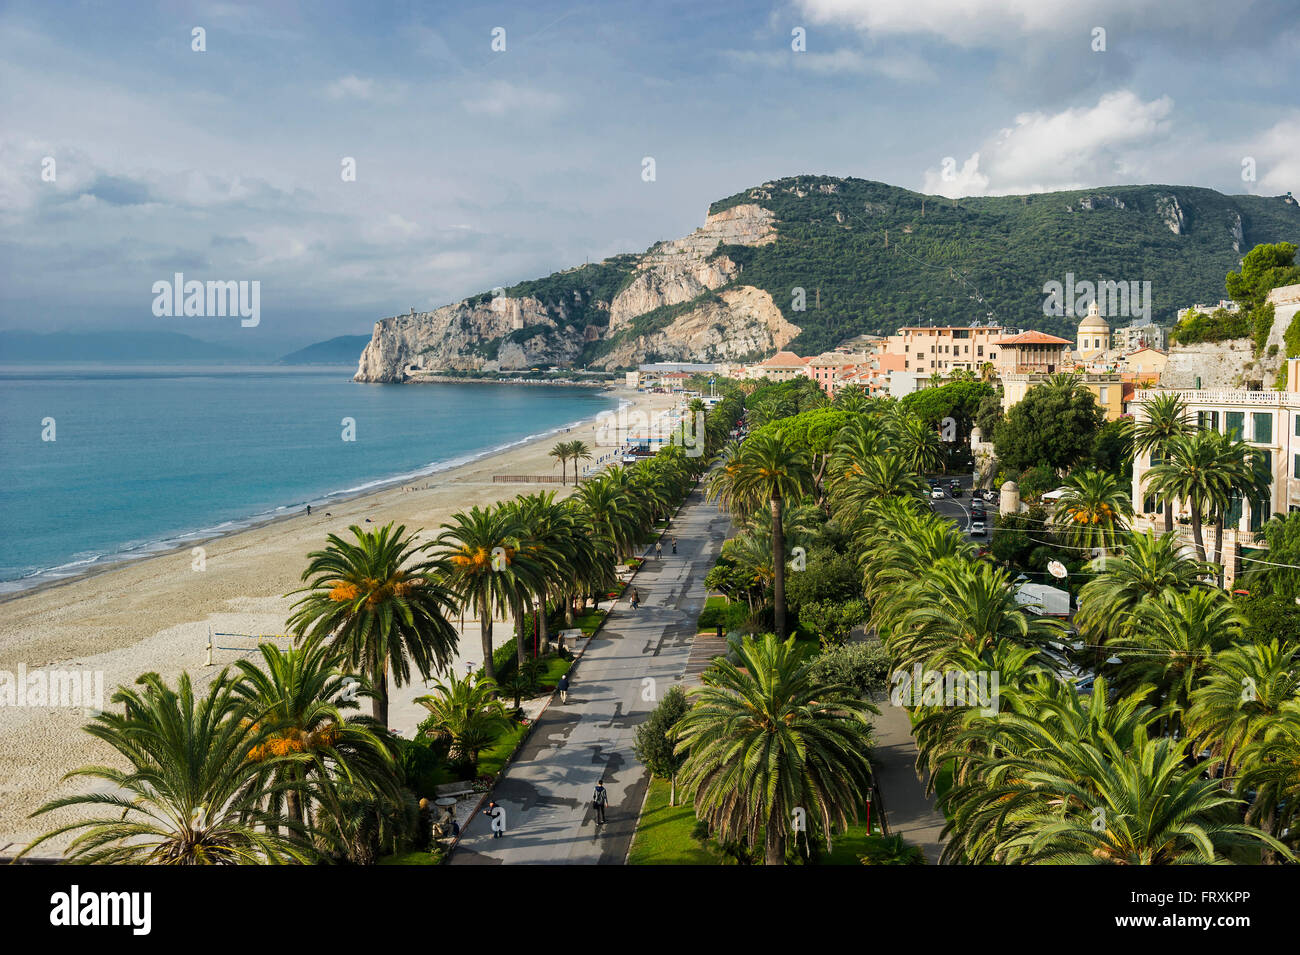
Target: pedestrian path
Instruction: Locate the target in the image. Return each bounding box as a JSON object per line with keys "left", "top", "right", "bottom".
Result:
{"left": 450, "top": 489, "right": 731, "bottom": 865}
{"left": 869, "top": 697, "right": 948, "bottom": 863}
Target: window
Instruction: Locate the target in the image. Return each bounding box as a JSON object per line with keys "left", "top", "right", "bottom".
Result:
{"left": 1250, "top": 496, "right": 1270, "bottom": 532}
{"left": 1294, "top": 414, "right": 1300, "bottom": 437}
{"left": 1197, "top": 410, "right": 1219, "bottom": 431}
{"left": 1293, "top": 452, "right": 1300, "bottom": 479}
{"left": 1225, "top": 411, "right": 1244, "bottom": 440}
{"left": 1099, "top": 386, "right": 1109, "bottom": 404}
{"left": 1253, "top": 412, "right": 1273, "bottom": 444}
{"left": 1226, "top": 493, "right": 1243, "bottom": 527}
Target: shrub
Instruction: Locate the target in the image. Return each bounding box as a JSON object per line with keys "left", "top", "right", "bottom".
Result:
{"left": 806, "top": 640, "right": 892, "bottom": 697}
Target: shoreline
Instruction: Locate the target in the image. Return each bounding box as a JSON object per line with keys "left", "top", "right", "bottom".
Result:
{"left": 0, "top": 385, "right": 627, "bottom": 603}
{"left": 0, "top": 386, "right": 679, "bottom": 849}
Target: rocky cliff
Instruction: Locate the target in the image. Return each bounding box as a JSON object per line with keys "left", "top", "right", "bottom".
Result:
{"left": 354, "top": 203, "right": 783, "bottom": 381}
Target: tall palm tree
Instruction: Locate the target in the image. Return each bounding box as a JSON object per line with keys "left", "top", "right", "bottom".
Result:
{"left": 435, "top": 505, "right": 525, "bottom": 683}
{"left": 416, "top": 672, "right": 511, "bottom": 773}
{"left": 1075, "top": 530, "right": 1212, "bottom": 645}
{"left": 941, "top": 679, "right": 1287, "bottom": 864}
{"left": 501, "top": 493, "right": 564, "bottom": 666}
{"left": 233, "top": 639, "right": 401, "bottom": 828}
{"left": 891, "top": 414, "right": 946, "bottom": 476}
{"left": 1186, "top": 639, "right": 1300, "bottom": 778}
{"left": 727, "top": 432, "right": 813, "bottom": 638}
{"left": 1119, "top": 588, "right": 1246, "bottom": 731}
{"left": 673, "top": 634, "right": 876, "bottom": 865}
{"left": 1132, "top": 392, "right": 1192, "bottom": 534}
{"left": 575, "top": 474, "right": 640, "bottom": 561}
{"left": 549, "top": 442, "right": 570, "bottom": 485}
{"left": 566, "top": 439, "right": 593, "bottom": 485}
{"left": 1236, "top": 702, "right": 1300, "bottom": 862}
{"left": 1050, "top": 468, "right": 1133, "bottom": 556}
{"left": 1144, "top": 429, "right": 1221, "bottom": 562}
{"left": 23, "top": 671, "right": 312, "bottom": 864}
{"left": 288, "top": 522, "right": 460, "bottom": 729}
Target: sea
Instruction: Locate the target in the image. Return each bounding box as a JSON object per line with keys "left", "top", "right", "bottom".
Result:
{"left": 0, "top": 364, "right": 619, "bottom": 594}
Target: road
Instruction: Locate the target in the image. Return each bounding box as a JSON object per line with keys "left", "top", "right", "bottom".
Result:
{"left": 449, "top": 487, "right": 730, "bottom": 865}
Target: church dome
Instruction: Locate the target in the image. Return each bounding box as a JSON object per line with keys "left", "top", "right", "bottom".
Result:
{"left": 1078, "top": 299, "right": 1109, "bottom": 330}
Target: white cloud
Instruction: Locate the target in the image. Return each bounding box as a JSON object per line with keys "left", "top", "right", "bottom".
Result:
{"left": 460, "top": 81, "right": 564, "bottom": 116}
{"left": 922, "top": 91, "right": 1174, "bottom": 196}
{"left": 1246, "top": 115, "right": 1300, "bottom": 195}
{"left": 722, "top": 47, "right": 935, "bottom": 82}
{"left": 326, "top": 74, "right": 377, "bottom": 100}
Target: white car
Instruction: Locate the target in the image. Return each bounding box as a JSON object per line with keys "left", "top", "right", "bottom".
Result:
{"left": 970, "top": 520, "right": 986, "bottom": 536}
{"left": 930, "top": 488, "right": 945, "bottom": 499}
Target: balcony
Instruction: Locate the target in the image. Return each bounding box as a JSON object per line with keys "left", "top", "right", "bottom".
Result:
{"left": 1135, "top": 389, "right": 1294, "bottom": 407}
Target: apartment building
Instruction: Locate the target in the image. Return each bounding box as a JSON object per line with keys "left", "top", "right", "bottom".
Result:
{"left": 884, "top": 325, "right": 1013, "bottom": 375}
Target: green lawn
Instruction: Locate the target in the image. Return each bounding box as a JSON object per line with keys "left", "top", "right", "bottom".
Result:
{"left": 377, "top": 849, "right": 445, "bottom": 865}
{"left": 536, "top": 654, "right": 573, "bottom": 689}
{"left": 627, "top": 777, "right": 720, "bottom": 865}
{"left": 571, "top": 609, "right": 607, "bottom": 637}
{"left": 628, "top": 778, "right": 887, "bottom": 865}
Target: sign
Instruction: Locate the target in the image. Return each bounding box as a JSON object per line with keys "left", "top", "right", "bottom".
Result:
{"left": 1047, "top": 560, "right": 1068, "bottom": 580}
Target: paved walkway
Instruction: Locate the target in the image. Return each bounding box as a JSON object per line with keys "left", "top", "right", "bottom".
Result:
{"left": 450, "top": 489, "right": 730, "bottom": 865}
{"left": 869, "top": 697, "right": 948, "bottom": 863}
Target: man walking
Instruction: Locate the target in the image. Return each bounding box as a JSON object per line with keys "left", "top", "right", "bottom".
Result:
{"left": 483, "top": 800, "right": 505, "bottom": 838}
{"left": 557, "top": 672, "right": 569, "bottom": 704}
{"left": 655, "top": 540, "right": 662, "bottom": 560}
{"left": 671, "top": 537, "right": 677, "bottom": 554}
{"left": 592, "top": 780, "right": 609, "bottom": 826}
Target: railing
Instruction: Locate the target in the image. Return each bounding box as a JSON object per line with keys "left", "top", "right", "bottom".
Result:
{"left": 1134, "top": 389, "right": 1293, "bottom": 406}
{"left": 492, "top": 475, "right": 566, "bottom": 484}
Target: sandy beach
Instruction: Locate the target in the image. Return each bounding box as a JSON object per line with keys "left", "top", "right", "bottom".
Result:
{"left": 0, "top": 386, "right": 681, "bottom": 853}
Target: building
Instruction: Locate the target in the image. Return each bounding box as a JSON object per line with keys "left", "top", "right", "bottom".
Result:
{"left": 1122, "top": 347, "right": 1169, "bottom": 377}
{"left": 1001, "top": 373, "right": 1125, "bottom": 421}
{"left": 1111, "top": 322, "right": 1167, "bottom": 352}
{"left": 1129, "top": 360, "right": 1300, "bottom": 583}
{"left": 994, "top": 330, "right": 1072, "bottom": 375}
{"left": 1075, "top": 300, "right": 1110, "bottom": 361}
{"left": 883, "top": 324, "right": 1013, "bottom": 375}
{"left": 746, "top": 351, "right": 811, "bottom": 382}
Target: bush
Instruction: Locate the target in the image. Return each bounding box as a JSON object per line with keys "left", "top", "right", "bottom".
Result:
{"left": 394, "top": 737, "right": 447, "bottom": 801}
{"left": 806, "top": 640, "right": 892, "bottom": 697}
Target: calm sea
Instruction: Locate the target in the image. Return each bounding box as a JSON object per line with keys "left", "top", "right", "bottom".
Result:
{"left": 0, "top": 364, "right": 618, "bottom": 593}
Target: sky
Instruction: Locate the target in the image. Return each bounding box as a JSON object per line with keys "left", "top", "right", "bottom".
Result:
{"left": 1, "top": 0, "right": 1298, "bottom": 355}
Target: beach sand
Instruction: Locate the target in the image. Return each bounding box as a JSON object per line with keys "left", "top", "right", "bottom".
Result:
{"left": 0, "top": 387, "right": 681, "bottom": 853}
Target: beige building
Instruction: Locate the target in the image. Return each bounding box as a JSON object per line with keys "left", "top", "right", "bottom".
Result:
{"left": 1001, "top": 373, "right": 1125, "bottom": 421}
{"left": 746, "top": 351, "right": 811, "bottom": 382}
{"left": 884, "top": 325, "right": 1011, "bottom": 375}
{"left": 1122, "top": 347, "right": 1168, "bottom": 377}
{"left": 1076, "top": 300, "right": 1110, "bottom": 361}
{"left": 994, "top": 330, "right": 1072, "bottom": 375}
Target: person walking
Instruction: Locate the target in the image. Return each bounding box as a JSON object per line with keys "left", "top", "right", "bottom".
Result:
{"left": 557, "top": 672, "right": 569, "bottom": 704}
{"left": 592, "top": 780, "right": 609, "bottom": 825}
{"left": 655, "top": 540, "right": 662, "bottom": 560}
{"left": 483, "top": 800, "right": 505, "bottom": 838}
{"left": 630, "top": 588, "right": 640, "bottom": 610}
{"left": 671, "top": 537, "right": 677, "bottom": 554}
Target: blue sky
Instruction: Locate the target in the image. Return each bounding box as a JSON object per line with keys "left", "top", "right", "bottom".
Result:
{"left": 1, "top": 0, "right": 1297, "bottom": 353}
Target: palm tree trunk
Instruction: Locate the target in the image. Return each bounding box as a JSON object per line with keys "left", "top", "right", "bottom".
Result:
{"left": 1213, "top": 510, "right": 1225, "bottom": 586}
{"left": 1190, "top": 497, "right": 1207, "bottom": 563}
{"left": 373, "top": 663, "right": 389, "bottom": 728}
{"left": 1163, "top": 500, "right": 1173, "bottom": 535}
{"left": 515, "top": 597, "right": 528, "bottom": 668}
{"left": 538, "top": 593, "right": 550, "bottom": 653}
{"left": 771, "top": 494, "right": 787, "bottom": 639}
{"left": 764, "top": 825, "right": 785, "bottom": 866}
{"left": 480, "top": 607, "right": 496, "bottom": 683}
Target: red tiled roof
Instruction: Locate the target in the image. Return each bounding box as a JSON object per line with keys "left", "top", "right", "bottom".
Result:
{"left": 757, "top": 351, "right": 811, "bottom": 367}
{"left": 999, "top": 330, "right": 1071, "bottom": 346}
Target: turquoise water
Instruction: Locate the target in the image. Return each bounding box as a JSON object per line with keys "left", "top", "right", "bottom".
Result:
{"left": 0, "top": 364, "right": 618, "bottom": 592}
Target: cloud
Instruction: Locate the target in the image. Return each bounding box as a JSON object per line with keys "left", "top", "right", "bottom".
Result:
{"left": 922, "top": 91, "right": 1174, "bottom": 196}
{"left": 460, "top": 81, "right": 564, "bottom": 116}
{"left": 722, "top": 47, "right": 936, "bottom": 82}
{"left": 1246, "top": 115, "right": 1300, "bottom": 195}
{"left": 326, "top": 74, "right": 378, "bottom": 100}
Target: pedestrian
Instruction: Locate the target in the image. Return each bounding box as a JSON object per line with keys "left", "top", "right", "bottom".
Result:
{"left": 483, "top": 800, "right": 505, "bottom": 838}
{"left": 630, "top": 588, "right": 640, "bottom": 609}
{"left": 306, "top": 504, "right": 311, "bottom": 515}
{"left": 671, "top": 537, "right": 677, "bottom": 554}
{"left": 655, "top": 540, "right": 662, "bottom": 559}
{"left": 557, "top": 672, "right": 569, "bottom": 704}
{"left": 593, "top": 780, "right": 609, "bottom": 825}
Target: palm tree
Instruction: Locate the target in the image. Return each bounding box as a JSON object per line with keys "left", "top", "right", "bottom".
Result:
{"left": 1144, "top": 429, "right": 1221, "bottom": 562}
{"left": 673, "top": 634, "right": 876, "bottom": 865}
{"left": 727, "top": 432, "right": 813, "bottom": 638}
{"left": 1132, "top": 392, "right": 1192, "bottom": 533}
{"left": 233, "top": 639, "right": 401, "bottom": 829}
{"left": 1119, "top": 588, "right": 1246, "bottom": 731}
{"left": 891, "top": 414, "right": 946, "bottom": 476}
{"left": 23, "top": 671, "right": 312, "bottom": 864}
{"left": 287, "top": 522, "right": 460, "bottom": 729}
{"left": 502, "top": 493, "right": 564, "bottom": 666}
{"left": 416, "top": 672, "right": 511, "bottom": 773}
{"left": 549, "top": 442, "right": 570, "bottom": 485}
{"left": 567, "top": 439, "right": 593, "bottom": 484}
{"left": 1075, "top": 530, "right": 1212, "bottom": 645}
{"left": 1050, "top": 468, "right": 1133, "bottom": 556}
{"left": 1186, "top": 639, "right": 1300, "bottom": 778}
{"left": 941, "top": 679, "right": 1288, "bottom": 864}
{"left": 1237, "top": 703, "right": 1300, "bottom": 862}
{"left": 575, "top": 474, "right": 640, "bottom": 561}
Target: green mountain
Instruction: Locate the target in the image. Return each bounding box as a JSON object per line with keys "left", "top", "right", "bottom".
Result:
{"left": 354, "top": 177, "right": 1300, "bottom": 380}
